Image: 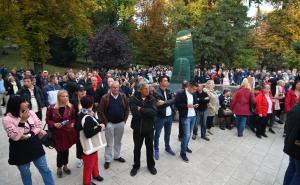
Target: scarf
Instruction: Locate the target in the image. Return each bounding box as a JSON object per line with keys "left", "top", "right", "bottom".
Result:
{"left": 80, "top": 108, "right": 95, "bottom": 117}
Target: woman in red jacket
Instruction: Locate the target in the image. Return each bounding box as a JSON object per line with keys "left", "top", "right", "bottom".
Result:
{"left": 285, "top": 80, "right": 300, "bottom": 113}
{"left": 255, "top": 84, "right": 275, "bottom": 138}
{"left": 46, "top": 90, "right": 77, "bottom": 178}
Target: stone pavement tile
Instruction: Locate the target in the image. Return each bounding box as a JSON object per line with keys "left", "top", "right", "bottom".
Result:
{"left": 225, "top": 177, "right": 248, "bottom": 185}
{"left": 253, "top": 168, "right": 276, "bottom": 185}
{"left": 250, "top": 179, "right": 266, "bottom": 185}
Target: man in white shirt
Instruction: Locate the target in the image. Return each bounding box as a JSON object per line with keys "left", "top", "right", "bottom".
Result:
{"left": 153, "top": 76, "right": 176, "bottom": 160}
{"left": 175, "top": 81, "right": 198, "bottom": 162}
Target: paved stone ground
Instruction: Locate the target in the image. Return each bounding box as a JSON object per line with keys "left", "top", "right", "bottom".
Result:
{"left": 0, "top": 109, "right": 289, "bottom": 185}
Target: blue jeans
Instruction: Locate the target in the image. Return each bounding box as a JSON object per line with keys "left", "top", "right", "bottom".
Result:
{"left": 284, "top": 157, "right": 300, "bottom": 185}
{"left": 235, "top": 116, "right": 248, "bottom": 136}
{"left": 193, "top": 110, "right": 208, "bottom": 138}
{"left": 17, "top": 155, "right": 55, "bottom": 185}
{"left": 180, "top": 116, "right": 196, "bottom": 156}
{"left": 154, "top": 116, "right": 173, "bottom": 151}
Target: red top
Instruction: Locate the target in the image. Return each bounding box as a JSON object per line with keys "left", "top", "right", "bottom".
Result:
{"left": 231, "top": 88, "right": 256, "bottom": 116}
{"left": 255, "top": 91, "right": 274, "bottom": 117}
{"left": 285, "top": 90, "right": 300, "bottom": 113}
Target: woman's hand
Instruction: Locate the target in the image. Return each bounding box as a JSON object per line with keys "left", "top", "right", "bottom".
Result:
{"left": 99, "top": 124, "right": 105, "bottom": 130}
{"left": 54, "top": 122, "right": 62, "bottom": 128}
{"left": 20, "top": 110, "right": 29, "bottom": 122}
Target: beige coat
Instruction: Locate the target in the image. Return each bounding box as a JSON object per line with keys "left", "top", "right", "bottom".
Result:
{"left": 204, "top": 88, "right": 219, "bottom": 117}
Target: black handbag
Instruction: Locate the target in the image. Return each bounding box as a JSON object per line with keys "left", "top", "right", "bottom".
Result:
{"left": 249, "top": 93, "right": 256, "bottom": 114}
{"left": 39, "top": 123, "right": 54, "bottom": 149}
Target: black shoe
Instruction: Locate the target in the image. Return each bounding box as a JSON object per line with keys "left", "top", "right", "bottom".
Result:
{"left": 63, "top": 167, "right": 71, "bottom": 175}
{"left": 220, "top": 127, "right": 225, "bottom": 130}
{"left": 262, "top": 134, "right": 268, "bottom": 138}
{"left": 256, "top": 134, "right": 262, "bottom": 139}
{"left": 57, "top": 168, "right": 63, "bottom": 178}
{"left": 93, "top": 176, "right": 104, "bottom": 182}
{"left": 186, "top": 148, "right": 192, "bottom": 153}
{"left": 201, "top": 136, "right": 210, "bottom": 141}
{"left": 104, "top": 162, "right": 110, "bottom": 169}
{"left": 269, "top": 128, "right": 275, "bottom": 134}
{"left": 114, "top": 157, "right": 126, "bottom": 163}
{"left": 148, "top": 167, "right": 157, "bottom": 175}
{"left": 181, "top": 154, "right": 189, "bottom": 163}
{"left": 130, "top": 167, "right": 139, "bottom": 177}
{"left": 192, "top": 135, "right": 197, "bottom": 140}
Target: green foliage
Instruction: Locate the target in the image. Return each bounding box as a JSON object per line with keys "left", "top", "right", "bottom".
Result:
{"left": 193, "top": 0, "right": 250, "bottom": 67}
{"left": 283, "top": 50, "right": 300, "bottom": 68}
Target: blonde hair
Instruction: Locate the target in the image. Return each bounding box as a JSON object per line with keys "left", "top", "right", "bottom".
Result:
{"left": 205, "top": 80, "right": 215, "bottom": 90}
{"left": 55, "top": 90, "right": 72, "bottom": 108}
{"left": 240, "top": 78, "right": 251, "bottom": 90}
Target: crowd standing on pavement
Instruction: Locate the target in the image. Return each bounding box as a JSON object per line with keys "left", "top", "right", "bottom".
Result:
{"left": 0, "top": 64, "right": 300, "bottom": 185}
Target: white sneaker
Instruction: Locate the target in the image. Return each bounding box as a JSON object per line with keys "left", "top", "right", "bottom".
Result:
{"left": 76, "top": 159, "right": 83, "bottom": 168}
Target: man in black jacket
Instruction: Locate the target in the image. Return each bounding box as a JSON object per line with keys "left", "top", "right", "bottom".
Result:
{"left": 153, "top": 76, "right": 176, "bottom": 160}
{"left": 192, "top": 84, "right": 210, "bottom": 141}
{"left": 17, "top": 75, "right": 45, "bottom": 120}
{"left": 175, "top": 81, "right": 198, "bottom": 163}
{"left": 283, "top": 102, "right": 300, "bottom": 185}
{"left": 129, "top": 83, "right": 157, "bottom": 176}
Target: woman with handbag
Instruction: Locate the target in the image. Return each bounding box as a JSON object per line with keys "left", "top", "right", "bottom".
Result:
{"left": 218, "top": 89, "right": 233, "bottom": 130}
{"left": 204, "top": 80, "right": 219, "bottom": 135}
{"left": 46, "top": 90, "right": 76, "bottom": 178}
{"left": 78, "top": 96, "right": 105, "bottom": 185}
{"left": 2, "top": 95, "right": 55, "bottom": 185}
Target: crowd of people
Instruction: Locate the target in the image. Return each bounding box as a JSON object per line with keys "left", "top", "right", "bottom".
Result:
{"left": 0, "top": 64, "right": 300, "bottom": 185}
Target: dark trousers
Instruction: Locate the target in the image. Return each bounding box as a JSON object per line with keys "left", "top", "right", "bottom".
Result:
{"left": 57, "top": 150, "right": 69, "bottom": 168}
{"left": 207, "top": 116, "right": 214, "bottom": 129}
{"left": 133, "top": 130, "right": 155, "bottom": 169}
{"left": 256, "top": 114, "right": 272, "bottom": 136}
{"left": 178, "top": 115, "right": 183, "bottom": 139}
{"left": 35, "top": 110, "right": 42, "bottom": 120}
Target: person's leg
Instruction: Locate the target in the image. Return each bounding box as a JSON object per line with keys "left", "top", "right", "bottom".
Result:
{"left": 262, "top": 116, "right": 268, "bottom": 136}
{"left": 207, "top": 116, "right": 213, "bottom": 129}
{"left": 201, "top": 110, "right": 208, "bottom": 138}
{"left": 284, "top": 157, "right": 296, "bottom": 185}
{"left": 235, "top": 116, "right": 241, "bottom": 135}
{"left": 164, "top": 116, "right": 173, "bottom": 150}
{"left": 145, "top": 131, "right": 155, "bottom": 168}
{"left": 113, "top": 122, "right": 125, "bottom": 160}
{"left": 82, "top": 154, "right": 94, "bottom": 185}
{"left": 187, "top": 116, "right": 196, "bottom": 146}
{"left": 133, "top": 130, "right": 144, "bottom": 169}
{"left": 92, "top": 152, "right": 100, "bottom": 178}
{"left": 178, "top": 115, "right": 183, "bottom": 139}
{"left": 33, "top": 155, "right": 55, "bottom": 185}
{"left": 240, "top": 117, "right": 247, "bottom": 136}
{"left": 256, "top": 116, "right": 262, "bottom": 137}
{"left": 180, "top": 117, "right": 190, "bottom": 156}
{"left": 105, "top": 122, "right": 114, "bottom": 162}
{"left": 290, "top": 158, "right": 300, "bottom": 185}
{"left": 17, "top": 163, "right": 32, "bottom": 185}
{"left": 57, "top": 151, "right": 64, "bottom": 168}
{"left": 154, "top": 118, "right": 164, "bottom": 152}
{"left": 193, "top": 112, "right": 200, "bottom": 136}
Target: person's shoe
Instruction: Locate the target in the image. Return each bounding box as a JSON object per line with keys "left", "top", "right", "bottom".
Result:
{"left": 269, "top": 128, "right": 275, "bottom": 134}
{"left": 83, "top": 182, "right": 96, "bottom": 185}
{"left": 238, "top": 134, "right": 243, "bottom": 137}
{"left": 57, "top": 168, "right": 63, "bottom": 178}
{"left": 114, "top": 157, "right": 126, "bottom": 163}
{"left": 208, "top": 130, "right": 213, "bottom": 135}
{"left": 256, "top": 134, "right": 262, "bottom": 139}
{"left": 192, "top": 135, "right": 197, "bottom": 140}
{"left": 154, "top": 151, "right": 159, "bottom": 160}
{"left": 148, "top": 167, "right": 157, "bottom": 175}
{"left": 93, "top": 176, "right": 104, "bottom": 182}
{"left": 104, "top": 162, "right": 110, "bottom": 169}
{"left": 186, "top": 148, "right": 192, "bottom": 153}
{"left": 220, "top": 127, "right": 225, "bottom": 130}
{"left": 63, "top": 167, "right": 71, "bottom": 175}
{"left": 201, "top": 136, "right": 210, "bottom": 141}
{"left": 262, "top": 134, "right": 268, "bottom": 138}
{"left": 77, "top": 159, "right": 83, "bottom": 168}
{"left": 180, "top": 154, "right": 189, "bottom": 163}
{"left": 165, "top": 148, "right": 176, "bottom": 156}
{"left": 130, "top": 167, "right": 139, "bottom": 177}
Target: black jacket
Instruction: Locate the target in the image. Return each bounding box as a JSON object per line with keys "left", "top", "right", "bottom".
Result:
{"left": 4, "top": 80, "right": 21, "bottom": 96}
{"left": 175, "top": 89, "right": 197, "bottom": 118}
{"left": 86, "top": 86, "right": 104, "bottom": 104}
{"left": 129, "top": 92, "right": 157, "bottom": 133}
{"left": 195, "top": 91, "right": 210, "bottom": 112}
{"left": 65, "top": 80, "right": 77, "bottom": 97}
{"left": 17, "top": 86, "right": 45, "bottom": 111}
{"left": 284, "top": 103, "right": 300, "bottom": 160}
{"left": 153, "top": 87, "right": 175, "bottom": 118}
